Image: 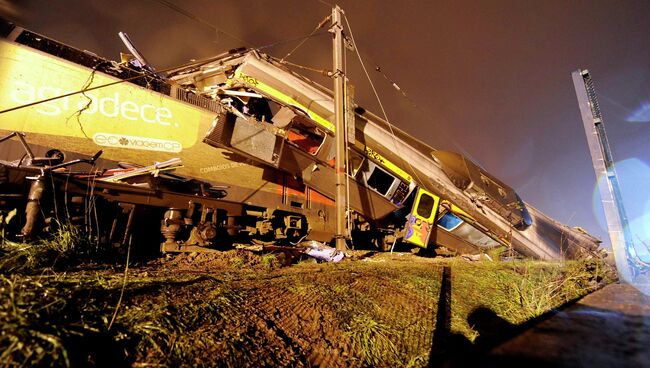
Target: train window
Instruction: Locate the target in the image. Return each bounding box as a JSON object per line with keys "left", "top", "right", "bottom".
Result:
{"left": 245, "top": 96, "right": 273, "bottom": 122}
{"left": 446, "top": 221, "right": 501, "bottom": 249}
{"left": 438, "top": 212, "right": 463, "bottom": 231}
{"left": 416, "top": 193, "right": 436, "bottom": 218}
{"left": 367, "top": 166, "right": 395, "bottom": 196}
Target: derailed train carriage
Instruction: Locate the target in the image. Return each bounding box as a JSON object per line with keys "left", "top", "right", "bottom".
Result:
{"left": 0, "top": 18, "right": 601, "bottom": 259}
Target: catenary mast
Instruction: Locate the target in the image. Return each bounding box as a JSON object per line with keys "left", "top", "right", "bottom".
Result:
{"left": 332, "top": 5, "right": 348, "bottom": 250}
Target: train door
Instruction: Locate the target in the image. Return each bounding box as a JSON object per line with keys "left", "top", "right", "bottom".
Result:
{"left": 404, "top": 188, "right": 440, "bottom": 247}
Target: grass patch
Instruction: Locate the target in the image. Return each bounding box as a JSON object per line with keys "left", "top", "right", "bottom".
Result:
{"left": 261, "top": 254, "right": 277, "bottom": 270}
{"left": 0, "top": 239, "right": 614, "bottom": 367}
{"left": 0, "top": 271, "right": 235, "bottom": 367}
{"left": 346, "top": 314, "right": 399, "bottom": 367}
{"left": 0, "top": 223, "right": 105, "bottom": 274}
{"left": 447, "top": 257, "right": 615, "bottom": 340}
{"left": 229, "top": 256, "right": 244, "bottom": 268}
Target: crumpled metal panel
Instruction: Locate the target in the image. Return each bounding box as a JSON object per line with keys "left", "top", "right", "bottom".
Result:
{"left": 431, "top": 150, "right": 532, "bottom": 229}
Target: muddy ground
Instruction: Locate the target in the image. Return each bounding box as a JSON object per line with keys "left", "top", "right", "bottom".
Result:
{"left": 0, "top": 244, "right": 614, "bottom": 367}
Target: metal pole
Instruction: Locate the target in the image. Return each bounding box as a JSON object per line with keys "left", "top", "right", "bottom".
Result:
{"left": 332, "top": 5, "right": 347, "bottom": 250}
{"left": 572, "top": 69, "right": 634, "bottom": 282}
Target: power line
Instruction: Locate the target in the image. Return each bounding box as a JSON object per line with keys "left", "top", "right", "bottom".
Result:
{"left": 151, "top": 0, "right": 330, "bottom": 54}
{"left": 315, "top": 0, "right": 334, "bottom": 8}
{"left": 150, "top": 0, "right": 332, "bottom": 71}
{"left": 281, "top": 14, "right": 331, "bottom": 62}
{"left": 344, "top": 27, "right": 484, "bottom": 168}
{"left": 259, "top": 29, "right": 328, "bottom": 52}
{"left": 343, "top": 12, "right": 427, "bottom": 187}
{"left": 278, "top": 59, "right": 329, "bottom": 75}
{"left": 150, "top": 0, "right": 255, "bottom": 48}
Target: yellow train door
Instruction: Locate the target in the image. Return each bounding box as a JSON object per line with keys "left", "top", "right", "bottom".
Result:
{"left": 404, "top": 188, "right": 440, "bottom": 248}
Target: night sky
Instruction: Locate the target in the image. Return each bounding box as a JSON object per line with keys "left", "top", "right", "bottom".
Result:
{"left": 2, "top": 0, "right": 649, "bottom": 252}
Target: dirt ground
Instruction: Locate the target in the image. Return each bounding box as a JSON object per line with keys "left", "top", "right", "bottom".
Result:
{"left": 105, "top": 251, "right": 447, "bottom": 367}
{"left": 0, "top": 245, "right": 614, "bottom": 367}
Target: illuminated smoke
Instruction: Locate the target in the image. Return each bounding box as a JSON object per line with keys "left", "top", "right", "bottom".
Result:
{"left": 591, "top": 158, "right": 650, "bottom": 294}
{"left": 0, "top": 0, "right": 24, "bottom": 21}
{"left": 627, "top": 102, "right": 650, "bottom": 123}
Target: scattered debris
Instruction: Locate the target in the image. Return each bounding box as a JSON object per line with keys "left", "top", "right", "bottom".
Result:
{"left": 97, "top": 158, "right": 183, "bottom": 182}
{"left": 300, "top": 240, "right": 346, "bottom": 263}
{"left": 235, "top": 240, "right": 345, "bottom": 264}
{"left": 461, "top": 253, "right": 494, "bottom": 262}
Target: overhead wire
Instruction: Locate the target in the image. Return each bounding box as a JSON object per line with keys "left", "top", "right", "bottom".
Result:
{"left": 258, "top": 29, "right": 328, "bottom": 52}
{"left": 281, "top": 14, "right": 331, "bottom": 62}
{"left": 151, "top": 0, "right": 332, "bottom": 70}
{"left": 344, "top": 23, "right": 487, "bottom": 170}
{"left": 342, "top": 12, "right": 428, "bottom": 188}
{"left": 150, "top": 0, "right": 255, "bottom": 48}
{"left": 372, "top": 62, "right": 489, "bottom": 169}
{"left": 315, "top": 0, "right": 334, "bottom": 8}
{"left": 278, "top": 59, "right": 329, "bottom": 75}
{"left": 374, "top": 65, "right": 418, "bottom": 108}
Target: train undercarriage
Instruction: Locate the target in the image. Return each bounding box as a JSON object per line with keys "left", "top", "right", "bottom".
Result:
{"left": 0, "top": 132, "right": 402, "bottom": 256}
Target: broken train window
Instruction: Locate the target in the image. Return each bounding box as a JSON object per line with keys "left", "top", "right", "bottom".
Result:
{"left": 283, "top": 114, "right": 325, "bottom": 156}
{"left": 437, "top": 211, "right": 463, "bottom": 231}
{"left": 218, "top": 88, "right": 327, "bottom": 156}
{"left": 221, "top": 89, "right": 275, "bottom": 123}
{"left": 366, "top": 165, "right": 395, "bottom": 196}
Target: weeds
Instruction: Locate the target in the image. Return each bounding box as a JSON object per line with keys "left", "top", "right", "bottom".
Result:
{"left": 0, "top": 243, "right": 614, "bottom": 367}
{"left": 1, "top": 274, "right": 74, "bottom": 367}
{"left": 0, "top": 208, "right": 18, "bottom": 245}
{"left": 510, "top": 259, "right": 613, "bottom": 319}
{"left": 448, "top": 257, "right": 615, "bottom": 339}
{"left": 347, "top": 314, "right": 399, "bottom": 367}
{"left": 0, "top": 222, "right": 102, "bottom": 274}
{"left": 230, "top": 256, "right": 244, "bottom": 268}
{"left": 261, "top": 254, "right": 277, "bottom": 270}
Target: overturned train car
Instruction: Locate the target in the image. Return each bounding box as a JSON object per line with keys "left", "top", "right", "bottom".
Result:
{"left": 0, "top": 19, "right": 601, "bottom": 259}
